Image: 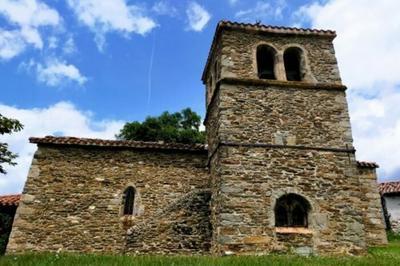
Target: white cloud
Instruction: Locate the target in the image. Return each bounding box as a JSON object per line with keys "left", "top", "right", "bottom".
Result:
{"left": 349, "top": 86, "right": 400, "bottom": 181}
{"left": 47, "top": 34, "right": 76, "bottom": 55}
{"left": 186, "top": 2, "right": 211, "bottom": 32}
{"left": 0, "top": 0, "right": 61, "bottom": 59}
{"left": 37, "top": 59, "right": 87, "bottom": 86}
{"left": 0, "top": 102, "right": 125, "bottom": 194}
{"left": 66, "top": 0, "right": 157, "bottom": 51}
{"left": 63, "top": 35, "right": 76, "bottom": 55}
{"left": 152, "top": 1, "right": 178, "bottom": 17}
{"left": 0, "top": 29, "right": 26, "bottom": 60}
{"left": 23, "top": 58, "right": 87, "bottom": 87}
{"left": 295, "top": 0, "right": 400, "bottom": 181}
{"left": 295, "top": 0, "right": 400, "bottom": 91}
{"left": 47, "top": 36, "right": 58, "bottom": 49}
{"left": 235, "top": 0, "right": 286, "bottom": 22}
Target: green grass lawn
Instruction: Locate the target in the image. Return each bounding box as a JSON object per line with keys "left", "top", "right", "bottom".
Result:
{"left": 1, "top": 240, "right": 399, "bottom": 266}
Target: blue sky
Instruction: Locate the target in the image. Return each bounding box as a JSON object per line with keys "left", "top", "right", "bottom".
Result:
{"left": 1, "top": 0, "right": 400, "bottom": 193}
{"left": 0, "top": 0, "right": 305, "bottom": 121}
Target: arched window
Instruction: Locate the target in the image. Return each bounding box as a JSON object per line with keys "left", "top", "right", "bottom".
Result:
{"left": 257, "top": 45, "right": 276, "bottom": 80}
{"left": 275, "top": 193, "right": 310, "bottom": 227}
{"left": 123, "top": 186, "right": 135, "bottom": 215}
{"left": 284, "top": 47, "right": 303, "bottom": 81}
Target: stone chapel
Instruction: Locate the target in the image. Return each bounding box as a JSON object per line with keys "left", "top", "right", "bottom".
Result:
{"left": 7, "top": 21, "right": 387, "bottom": 256}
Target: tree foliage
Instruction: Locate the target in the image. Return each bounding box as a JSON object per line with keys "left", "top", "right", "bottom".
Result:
{"left": 0, "top": 114, "right": 23, "bottom": 174}
{"left": 117, "top": 108, "right": 205, "bottom": 144}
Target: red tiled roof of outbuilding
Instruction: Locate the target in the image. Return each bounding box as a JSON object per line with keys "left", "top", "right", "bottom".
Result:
{"left": 0, "top": 194, "right": 20, "bottom": 206}
{"left": 379, "top": 182, "right": 400, "bottom": 195}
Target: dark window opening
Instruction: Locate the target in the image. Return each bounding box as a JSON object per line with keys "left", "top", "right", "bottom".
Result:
{"left": 123, "top": 186, "right": 135, "bottom": 215}
{"left": 275, "top": 193, "right": 310, "bottom": 227}
{"left": 284, "top": 47, "right": 302, "bottom": 81}
{"left": 257, "top": 45, "right": 276, "bottom": 80}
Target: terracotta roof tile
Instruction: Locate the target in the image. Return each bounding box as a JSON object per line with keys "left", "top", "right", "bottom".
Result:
{"left": 357, "top": 161, "right": 379, "bottom": 169}
{"left": 218, "top": 20, "right": 336, "bottom": 36}
{"left": 379, "top": 182, "right": 400, "bottom": 195}
{"left": 30, "top": 136, "right": 208, "bottom": 152}
{"left": 0, "top": 194, "right": 20, "bottom": 206}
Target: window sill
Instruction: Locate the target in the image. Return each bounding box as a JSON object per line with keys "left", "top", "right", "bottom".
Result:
{"left": 120, "top": 215, "right": 136, "bottom": 226}
{"left": 275, "top": 227, "right": 313, "bottom": 235}
{"left": 120, "top": 215, "right": 136, "bottom": 219}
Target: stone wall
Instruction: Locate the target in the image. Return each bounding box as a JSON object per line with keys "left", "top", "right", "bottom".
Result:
{"left": 218, "top": 30, "right": 341, "bottom": 86}
{"left": 205, "top": 34, "right": 386, "bottom": 253}
{"left": 7, "top": 145, "right": 209, "bottom": 254}
{"left": 125, "top": 189, "right": 211, "bottom": 254}
{"left": 210, "top": 145, "right": 367, "bottom": 255}
{"left": 216, "top": 83, "right": 353, "bottom": 149}
{"left": 358, "top": 167, "right": 388, "bottom": 246}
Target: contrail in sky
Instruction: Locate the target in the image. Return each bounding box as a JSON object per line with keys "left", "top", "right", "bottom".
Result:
{"left": 147, "top": 32, "right": 156, "bottom": 105}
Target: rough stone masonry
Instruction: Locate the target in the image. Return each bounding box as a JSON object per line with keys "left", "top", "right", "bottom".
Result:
{"left": 7, "top": 21, "right": 387, "bottom": 256}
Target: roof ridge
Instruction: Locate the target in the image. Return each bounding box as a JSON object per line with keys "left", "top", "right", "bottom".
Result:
{"left": 29, "top": 136, "right": 208, "bottom": 152}
{"left": 379, "top": 181, "right": 400, "bottom": 184}
{"left": 0, "top": 194, "right": 21, "bottom": 197}
{"left": 218, "top": 20, "right": 336, "bottom": 35}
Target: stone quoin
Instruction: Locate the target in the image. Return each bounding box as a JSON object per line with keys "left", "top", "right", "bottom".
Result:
{"left": 6, "top": 21, "right": 387, "bottom": 256}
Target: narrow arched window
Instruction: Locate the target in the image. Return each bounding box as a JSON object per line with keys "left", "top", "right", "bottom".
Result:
{"left": 284, "top": 47, "right": 303, "bottom": 81}
{"left": 257, "top": 45, "right": 276, "bottom": 80}
{"left": 275, "top": 193, "right": 310, "bottom": 227}
{"left": 123, "top": 186, "right": 135, "bottom": 215}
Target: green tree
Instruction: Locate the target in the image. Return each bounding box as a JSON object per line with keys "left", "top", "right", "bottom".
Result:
{"left": 117, "top": 108, "right": 205, "bottom": 144}
{"left": 0, "top": 114, "right": 23, "bottom": 174}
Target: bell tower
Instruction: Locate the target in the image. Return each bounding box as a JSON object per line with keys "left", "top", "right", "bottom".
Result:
{"left": 203, "top": 21, "right": 387, "bottom": 255}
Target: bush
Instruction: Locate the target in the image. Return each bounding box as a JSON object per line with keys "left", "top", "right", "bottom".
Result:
{"left": 387, "top": 230, "right": 400, "bottom": 242}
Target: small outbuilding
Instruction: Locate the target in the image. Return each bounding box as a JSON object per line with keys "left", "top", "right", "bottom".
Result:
{"left": 379, "top": 182, "right": 400, "bottom": 232}
{"left": 0, "top": 194, "right": 20, "bottom": 254}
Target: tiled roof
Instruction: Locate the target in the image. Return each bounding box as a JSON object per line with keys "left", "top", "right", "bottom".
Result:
{"left": 202, "top": 20, "right": 336, "bottom": 82}
{"left": 357, "top": 161, "right": 379, "bottom": 169}
{"left": 379, "top": 182, "right": 400, "bottom": 195}
{"left": 30, "top": 136, "right": 208, "bottom": 152}
{"left": 217, "top": 20, "right": 336, "bottom": 37}
{"left": 0, "top": 194, "right": 20, "bottom": 206}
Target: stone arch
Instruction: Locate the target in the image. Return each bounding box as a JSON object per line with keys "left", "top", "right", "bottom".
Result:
{"left": 253, "top": 42, "right": 284, "bottom": 80}
{"left": 123, "top": 186, "right": 135, "bottom": 215}
{"left": 120, "top": 184, "right": 142, "bottom": 216}
{"left": 282, "top": 44, "right": 316, "bottom": 82}
{"left": 269, "top": 189, "right": 318, "bottom": 229}
{"left": 274, "top": 193, "right": 311, "bottom": 227}
{"left": 256, "top": 44, "right": 277, "bottom": 80}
